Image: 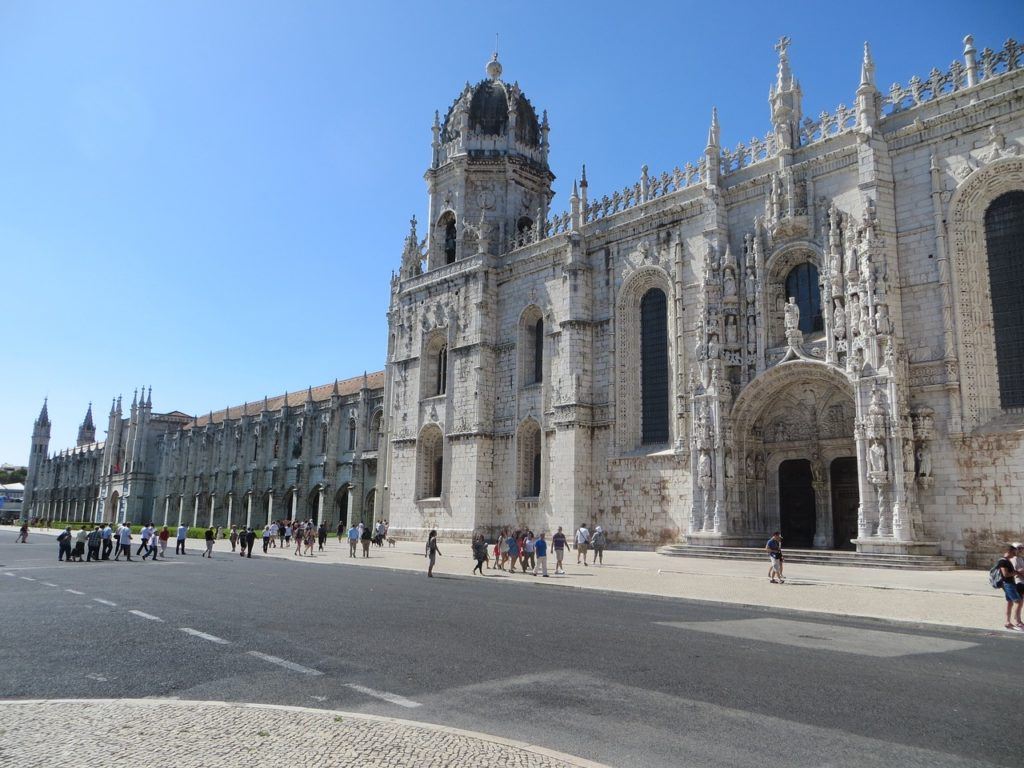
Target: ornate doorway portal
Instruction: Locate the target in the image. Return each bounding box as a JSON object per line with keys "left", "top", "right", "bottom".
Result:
{"left": 778, "top": 459, "right": 816, "bottom": 548}
{"left": 830, "top": 457, "right": 859, "bottom": 550}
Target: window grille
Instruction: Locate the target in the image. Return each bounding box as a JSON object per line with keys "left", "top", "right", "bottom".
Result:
{"left": 640, "top": 288, "right": 669, "bottom": 444}
{"left": 985, "top": 191, "right": 1024, "bottom": 409}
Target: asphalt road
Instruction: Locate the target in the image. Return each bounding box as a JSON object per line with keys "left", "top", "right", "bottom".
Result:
{"left": 0, "top": 530, "right": 1017, "bottom": 768}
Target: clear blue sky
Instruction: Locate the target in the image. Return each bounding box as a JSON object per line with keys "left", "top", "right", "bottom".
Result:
{"left": 1, "top": 0, "right": 1014, "bottom": 462}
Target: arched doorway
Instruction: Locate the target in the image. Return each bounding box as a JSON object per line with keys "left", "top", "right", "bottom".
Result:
{"left": 830, "top": 457, "right": 859, "bottom": 550}
{"left": 364, "top": 488, "right": 376, "bottom": 521}
{"left": 109, "top": 491, "right": 120, "bottom": 523}
{"left": 778, "top": 459, "right": 816, "bottom": 548}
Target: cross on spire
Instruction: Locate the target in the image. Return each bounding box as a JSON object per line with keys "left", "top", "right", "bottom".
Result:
{"left": 774, "top": 36, "right": 790, "bottom": 56}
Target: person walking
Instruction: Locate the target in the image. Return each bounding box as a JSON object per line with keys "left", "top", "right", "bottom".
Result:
{"left": 336, "top": 521, "right": 345, "bottom": 543}
{"left": 158, "top": 526, "right": 170, "bottom": 558}
{"left": 507, "top": 531, "right": 520, "bottom": 573}
{"left": 175, "top": 523, "right": 188, "bottom": 555}
{"left": 100, "top": 523, "right": 113, "bottom": 560}
{"left": 317, "top": 523, "right": 327, "bottom": 551}
{"left": 995, "top": 543, "right": 1023, "bottom": 630}
{"left": 229, "top": 525, "right": 238, "bottom": 552}
{"left": 497, "top": 531, "right": 508, "bottom": 571}
{"left": 277, "top": 522, "right": 285, "bottom": 548}
{"left": 552, "top": 526, "right": 568, "bottom": 575}
{"left": 57, "top": 527, "right": 73, "bottom": 562}
{"left": 574, "top": 523, "right": 591, "bottom": 565}
{"left": 268, "top": 521, "right": 279, "bottom": 548}
{"left": 426, "top": 529, "right": 441, "bottom": 577}
{"left": 136, "top": 524, "right": 152, "bottom": 558}
{"left": 472, "top": 534, "right": 487, "bottom": 575}
{"left": 590, "top": 526, "right": 607, "bottom": 565}
{"left": 263, "top": 526, "right": 272, "bottom": 554}
{"left": 361, "top": 523, "right": 372, "bottom": 557}
{"left": 202, "top": 527, "right": 215, "bottom": 558}
{"left": 766, "top": 531, "right": 785, "bottom": 583}
{"left": 117, "top": 523, "right": 133, "bottom": 561}
{"left": 86, "top": 525, "right": 102, "bottom": 562}
{"left": 533, "top": 532, "right": 549, "bottom": 577}
{"left": 245, "top": 527, "right": 256, "bottom": 558}
{"left": 72, "top": 527, "right": 88, "bottom": 562}
{"left": 283, "top": 523, "right": 292, "bottom": 548}
{"left": 16, "top": 522, "right": 28, "bottom": 543}
{"left": 1011, "top": 542, "right": 1024, "bottom": 619}
{"left": 347, "top": 523, "right": 359, "bottom": 557}
{"left": 523, "top": 532, "right": 536, "bottom": 574}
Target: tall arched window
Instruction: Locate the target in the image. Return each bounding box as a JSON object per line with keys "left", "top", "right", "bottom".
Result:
{"left": 436, "top": 344, "right": 448, "bottom": 395}
{"left": 422, "top": 334, "right": 448, "bottom": 399}
{"left": 441, "top": 214, "right": 457, "bottom": 264}
{"left": 517, "top": 419, "right": 542, "bottom": 497}
{"left": 347, "top": 418, "right": 357, "bottom": 451}
{"left": 985, "top": 191, "right": 1024, "bottom": 409}
{"left": 416, "top": 424, "right": 444, "bottom": 499}
{"left": 640, "top": 288, "right": 669, "bottom": 445}
{"left": 369, "top": 410, "right": 383, "bottom": 450}
{"left": 785, "top": 263, "right": 823, "bottom": 333}
{"left": 533, "top": 318, "right": 544, "bottom": 384}
{"left": 320, "top": 423, "right": 328, "bottom": 455}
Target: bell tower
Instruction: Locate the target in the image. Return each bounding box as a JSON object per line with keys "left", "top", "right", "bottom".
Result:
{"left": 24, "top": 399, "right": 51, "bottom": 517}
{"left": 424, "top": 52, "right": 554, "bottom": 270}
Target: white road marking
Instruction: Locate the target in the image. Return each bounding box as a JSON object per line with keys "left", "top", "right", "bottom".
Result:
{"left": 180, "top": 628, "right": 229, "bottom": 645}
{"left": 128, "top": 610, "right": 164, "bottom": 622}
{"left": 20, "top": 576, "right": 36, "bottom": 581}
{"left": 65, "top": 589, "right": 85, "bottom": 595}
{"left": 247, "top": 651, "right": 323, "bottom": 676}
{"left": 656, "top": 618, "right": 979, "bottom": 658}
{"left": 85, "top": 673, "right": 108, "bottom": 682}
{"left": 344, "top": 683, "right": 422, "bottom": 709}
{"left": 3, "top": 572, "right": 15, "bottom": 577}
{"left": 93, "top": 598, "right": 117, "bottom": 606}
{"left": 40, "top": 582, "right": 58, "bottom": 587}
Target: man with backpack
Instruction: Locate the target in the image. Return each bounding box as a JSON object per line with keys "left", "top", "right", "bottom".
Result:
{"left": 992, "top": 543, "right": 1023, "bottom": 631}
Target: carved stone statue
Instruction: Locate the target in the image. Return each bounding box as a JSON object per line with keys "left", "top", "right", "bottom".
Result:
{"left": 833, "top": 300, "right": 846, "bottom": 340}
{"left": 874, "top": 303, "right": 890, "bottom": 336}
{"left": 723, "top": 269, "right": 737, "bottom": 298}
{"left": 784, "top": 297, "right": 800, "bottom": 331}
{"left": 725, "top": 316, "right": 737, "bottom": 344}
{"left": 915, "top": 444, "right": 932, "bottom": 478}
{"left": 697, "top": 450, "right": 713, "bottom": 489}
{"left": 745, "top": 265, "right": 756, "bottom": 301}
{"left": 707, "top": 334, "right": 720, "bottom": 360}
{"left": 869, "top": 440, "right": 887, "bottom": 473}
{"left": 850, "top": 295, "right": 861, "bottom": 336}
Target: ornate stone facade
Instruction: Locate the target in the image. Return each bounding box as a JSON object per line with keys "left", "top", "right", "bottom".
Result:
{"left": 24, "top": 374, "right": 385, "bottom": 530}
{"left": 380, "top": 36, "right": 1024, "bottom": 564}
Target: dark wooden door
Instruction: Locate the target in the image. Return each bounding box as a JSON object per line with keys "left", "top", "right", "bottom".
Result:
{"left": 779, "top": 459, "right": 816, "bottom": 548}
{"left": 830, "top": 457, "right": 859, "bottom": 550}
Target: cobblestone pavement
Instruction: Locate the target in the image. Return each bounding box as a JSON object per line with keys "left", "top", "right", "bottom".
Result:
{"left": 0, "top": 699, "right": 606, "bottom": 768}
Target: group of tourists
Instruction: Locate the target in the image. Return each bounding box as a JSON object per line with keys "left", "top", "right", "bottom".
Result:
{"left": 33, "top": 518, "right": 385, "bottom": 562}
{"left": 463, "top": 523, "right": 610, "bottom": 577}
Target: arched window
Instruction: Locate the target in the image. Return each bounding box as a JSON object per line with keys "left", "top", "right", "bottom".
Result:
{"left": 436, "top": 344, "right": 448, "bottom": 395}
{"left": 320, "top": 423, "right": 328, "bottom": 455}
{"left": 517, "top": 420, "right": 542, "bottom": 497}
{"left": 441, "top": 214, "right": 457, "bottom": 265}
{"left": 422, "top": 334, "right": 448, "bottom": 399}
{"left": 785, "top": 263, "right": 823, "bottom": 334}
{"left": 416, "top": 424, "right": 444, "bottom": 499}
{"left": 347, "top": 418, "right": 357, "bottom": 451}
{"left": 985, "top": 191, "right": 1024, "bottom": 409}
{"left": 640, "top": 287, "right": 669, "bottom": 445}
{"left": 369, "top": 410, "right": 383, "bottom": 450}
{"left": 533, "top": 318, "right": 544, "bottom": 384}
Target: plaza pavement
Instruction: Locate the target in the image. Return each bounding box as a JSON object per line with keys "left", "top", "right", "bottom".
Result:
{"left": 4, "top": 524, "right": 1006, "bottom": 633}
{"left": 0, "top": 698, "right": 607, "bottom": 768}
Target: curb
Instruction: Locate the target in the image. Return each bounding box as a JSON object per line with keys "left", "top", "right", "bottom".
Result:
{"left": 0, "top": 698, "right": 611, "bottom": 768}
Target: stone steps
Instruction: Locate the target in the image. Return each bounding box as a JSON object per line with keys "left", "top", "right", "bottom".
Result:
{"left": 656, "top": 544, "right": 959, "bottom": 570}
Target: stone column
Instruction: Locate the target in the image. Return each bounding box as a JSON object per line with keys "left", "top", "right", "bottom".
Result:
{"left": 163, "top": 497, "right": 169, "bottom": 527}
{"left": 291, "top": 488, "right": 299, "bottom": 521}
{"left": 226, "top": 495, "right": 233, "bottom": 529}
{"left": 266, "top": 494, "right": 273, "bottom": 527}
{"left": 192, "top": 495, "right": 199, "bottom": 528}
{"left": 245, "top": 494, "right": 252, "bottom": 529}
{"left": 316, "top": 487, "right": 324, "bottom": 526}
{"left": 209, "top": 496, "right": 215, "bottom": 528}
{"left": 177, "top": 496, "right": 184, "bottom": 527}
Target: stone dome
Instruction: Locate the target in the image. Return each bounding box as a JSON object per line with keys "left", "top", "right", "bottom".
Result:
{"left": 440, "top": 54, "right": 541, "bottom": 148}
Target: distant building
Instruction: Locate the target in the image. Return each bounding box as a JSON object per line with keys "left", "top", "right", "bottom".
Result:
{"left": 0, "top": 482, "right": 23, "bottom": 519}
